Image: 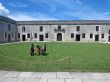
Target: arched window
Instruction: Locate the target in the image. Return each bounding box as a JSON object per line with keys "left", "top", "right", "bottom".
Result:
{"left": 76, "top": 26, "right": 80, "bottom": 31}
{"left": 39, "top": 26, "right": 43, "bottom": 32}
{"left": 22, "top": 26, "right": 25, "bottom": 32}
{"left": 96, "top": 26, "right": 99, "bottom": 31}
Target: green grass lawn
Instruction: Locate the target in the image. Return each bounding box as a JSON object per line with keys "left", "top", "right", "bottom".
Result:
{"left": 0, "top": 42, "right": 110, "bottom": 72}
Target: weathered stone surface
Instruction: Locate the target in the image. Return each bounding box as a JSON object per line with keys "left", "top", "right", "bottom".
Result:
{"left": 0, "top": 77, "right": 17, "bottom": 82}
{"left": 39, "top": 79, "right": 47, "bottom": 82}
{"left": 0, "top": 71, "right": 110, "bottom": 82}
{"left": 66, "top": 79, "right": 82, "bottom": 82}
{"left": 83, "top": 79, "right": 100, "bottom": 82}
{"left": 15, "top": 78, "right": 24, "bottom": 82}
{"left": 0, "top": 71, "right": 7, "bottom": 77}
{"left": 100, "top": 79, "right": 110, "bottom": 82}
{"left": 100, "top": 73, "right": 110, "bottom": 80}
{"left": 18, "top": 72, "right": 33, "bottom": 78}
{"left": 31, "top": 72, "right": 43, "bottom": 79}
{"left": 42, "top": 72, "right": 56, "bottom": 79}
{"left": 92, "top": 73, "right": 103, "bottom": 79}
{"left": 48, "top": 79, "right": 64, "bottom": 82}
{"left": 71, "top": 72, "right": 89, "bottom": 79}
{"left": 57, "top": 72, "right": 72, "bottom": 79}
{"left": 23, "top": 78, "right": 39, "bottom": 82}
{"left": 2, "top": 71, "right": 20, "bottom": 78}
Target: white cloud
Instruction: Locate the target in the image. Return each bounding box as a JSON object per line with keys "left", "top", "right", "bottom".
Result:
{"left": 1, "top": 1, "right": 110, "bottom": 20}
{"left": 47, "top": 0, "right": 110, "bottom": 20}
{"left": 0, "top": 2, "right": 57, "bottom": 21}
{"left": 63, "top": 3, "right": 110, "bottom": 20}
{"left": 0, "top": 3, "right": 9, "bottom": 17}
{"left": 9, "top": 13, "right": 58, "bottom": 21}
{"left": 67, "top": 11, "right": 110, "bottom": 20}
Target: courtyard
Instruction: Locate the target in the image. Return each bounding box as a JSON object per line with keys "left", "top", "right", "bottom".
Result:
{"left": 0, "top": 42, "right": 110, "bottom": 72}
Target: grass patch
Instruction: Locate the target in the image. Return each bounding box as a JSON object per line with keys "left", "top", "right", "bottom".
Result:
{"left": 0, "top": 42, "right": 110, "bottom": 72}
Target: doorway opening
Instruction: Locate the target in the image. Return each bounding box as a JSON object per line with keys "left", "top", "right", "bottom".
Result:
{"left": 95, "top": 35, "right": 99, "bottom": 41}
{"left": 76, "top": 34, "right": 80, "bottom": 41}
{"left": 39, "top": 35, "right": 44, "bottom": 41}
{"left": 57, "top": 33, "right": 62, "bottom": 41}
{"left": 22, "top": 35, "right": 26, "bottom": 41}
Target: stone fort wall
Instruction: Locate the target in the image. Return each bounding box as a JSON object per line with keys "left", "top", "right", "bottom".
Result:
{"left": 1, "top": 15, "right": 110, "bottom": 43}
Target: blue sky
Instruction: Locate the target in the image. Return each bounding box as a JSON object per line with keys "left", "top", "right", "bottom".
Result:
{"left": 0, "top": 0, "right": 110, "bottom": 20}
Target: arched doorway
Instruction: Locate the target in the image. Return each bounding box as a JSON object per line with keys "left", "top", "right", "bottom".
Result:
{"left": 57, "top": 33, "right": 62, "bottom": 41}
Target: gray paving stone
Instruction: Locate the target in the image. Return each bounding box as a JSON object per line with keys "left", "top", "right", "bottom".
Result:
{"left": 15, "top": 78, "right": 24, "bottom": 82}
{"left": 0, "top": 71, "right": 7, "bottom": 77}
{"left": 23, "top": 78, "right": 39, "bottom": 82}
{"left": 100, "top": 73, "right": 110, "bottom": 80}
{"left": 18, "top": 72, "right": 33, "bottom": 78}
{"left": 83, "top": 79, "right": 100, "bottom": 82}
{"left": 2, "top": 71, "right": 20, "bottom": 78}
{"left": 100, "top": 79, "right": 110, "bottom": 82}
{"left": 0, "top": 71, "right": 110, "bottom": 82}
{"left": 0, "top": 77, "right": 17, "bottom": 82}
{"left": 39, "top": 79, "right": 47, "bottom": 82}
{"left": 48, "top": 79, "right": 64, "bottom": 82}
{"left": 57, "top": 72, "right": 72, "bottom": 79}
{"left": 0, "top": 77, "right": 5, "bottom": 82}
{"left": 92, "top": 73, "right": 103, "bottom": 79}
{"left": 31, "top": 72, "right": 43, "bottom": 79}
{"left": 42, "top": 72, "right": 56, "bottom": 79}
{"left": 66, "top": 79, "right": 82, "bottom": 82}
{"left": 85, "top": 73, "right": 95, "bottom": 79}
{"left": 71, "top": 73, "right": 90, "bottom": 79}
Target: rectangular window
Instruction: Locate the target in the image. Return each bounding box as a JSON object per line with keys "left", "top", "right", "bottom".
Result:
{"left": 109, "top": 30, "right": 110, "bottom": 34}
{"left": 8, "top": 24, "right": 11, "bottom": 31}
{"left": 96, "top": 26, "right": 99, "bottom": 31}
{"left": 90, "top": 34, "right": 93, "bottom": 38}
{"left": 71, "top": 33, "right": 74, "bottom": 38}
{"left": 82, "top": 33, "right": 85, "bottom": 38}
{"left": 34, "top": 33, "right": 37, "bottom": 38}
{"left": 18, "top": 34, "right": 20, "bottom": 38}
{"left": 27, "top": 33, "right": 30, "bottom": 38}
{"left": 45, "top": 33, "right": 48, "bottom": 38}
{"left": 58, "top": 25, "right": 61, "bottom": 30}
{"left": 22, "top": 26, "right": 25, "bottom": 32}
{"left": 76, "top": 26, "right": 80, "bottom": 31}
{"left": 101, "top": 34, "right": 104, "bottom": 38}
{"left": 40, "top": 26, "right": 43, "bottom": 32}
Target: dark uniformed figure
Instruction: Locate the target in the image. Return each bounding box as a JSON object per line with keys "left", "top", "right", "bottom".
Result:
{"left": 44, "top": 44, "right": 46, "bottom": 53}
{"left": 30, "top": 43, "right": 34, "bottom": 56}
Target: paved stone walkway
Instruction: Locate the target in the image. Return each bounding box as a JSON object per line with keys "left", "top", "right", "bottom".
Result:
{"left": 0, "top": 70, "right": 110, "bottom": 82}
